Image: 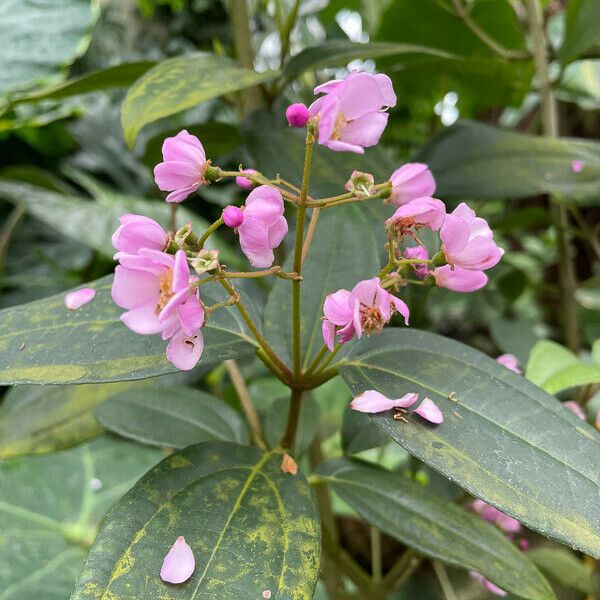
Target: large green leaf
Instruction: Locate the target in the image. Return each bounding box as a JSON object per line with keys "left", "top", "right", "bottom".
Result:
{"left": 0, "top": 0, "right": 96, "bottom": 98}
{"left": 93, "top": 386, "right": 248, "bottom": 448}
{"left": 317, "top": 458, "right": 553, "bottom": 600}
{"left": 337, "top": 328, "right": 600, "bottom": 557}
{"left": 0, "top": 437, "right": 161, "bottom": 600}
{"left": 0, "top": 276, "right": 257, "bottom": 385}
{"left": 121, "top": 53, "right": 278, "bottom": 147}
{"left": 341, "top": 408, "right": 389, "bottom": 454}
{"left": 419, "top": 121, "right": 600, "bottom": 204}
{"left": 560, "top": 0, "right": 600, "bottom": 63}
{"left": 72, "top": 442, "right": 321, "bottom": 599}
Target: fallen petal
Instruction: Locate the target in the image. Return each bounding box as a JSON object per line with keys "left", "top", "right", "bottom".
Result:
{"left": 160, "top": 536, "right": 195, "bottom": 584}
{"left": 350, "top": 390, "right": 396, "bottom": 413}
{"left": 392, "top": 393, "right": 419, "bottom": 408}
{"left": 413, "top": 397, "right": 443, "bottom": 424}
{"left": 281, "top": 453, "right": 298, "bottom": 475}
{"left": 65, "top": 288, "right": 96, "bottom": 310}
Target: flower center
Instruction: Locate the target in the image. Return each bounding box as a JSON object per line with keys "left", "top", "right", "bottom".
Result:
{"left": 155, "top": 269, "right": 174, "bottom": 314}
{"left": 360, "top": 305, "right": 384, "bottom": 335}
{"left": 332, "top": 111, "right": 347, "bottom": 140}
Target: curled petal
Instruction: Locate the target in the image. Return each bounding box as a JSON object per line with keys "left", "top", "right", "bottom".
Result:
{"left": 322, "top": 319, "right": 336, "bottom": 352}
{"left": 350, "top": 390, "right": 396, "bottom": 413}
{"left": 391, "top": 295, "right": 410, "bottom": 325}
{"left": 496, "top": 354, "right": 521, "bottom": 374}
{"left": 65, "top": 288, "right": 96, "bottom": 310}
{"left": 166, "top": 330, "right": 204, "bottom": 371}
{"left": 413, "top": 397, "right": 443, "bottom": 424}
{"left": 394, "top": 392, "right": 419, "bottom": 408}
{"left": 160, "top": 536, "right": 195, "bottom": 584}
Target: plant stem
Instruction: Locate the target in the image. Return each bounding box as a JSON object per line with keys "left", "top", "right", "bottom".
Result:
{"left": 197, "top": 217, "right": 223, "bottom": 249}
{"left": 312, "top": 344, "right": 341, "bottom": 376}
{"left": 0, "top": 203, "right": 25, "bottom": 277}
{"left": 280, "top": 387, "right": 303, "bottom": 449}
{"left": 526, "top": 0, "right": 581, "bottom": 352}
{"left": 301, "top": 207, "right": 321, "bottom": 266}
{"left": 370, "top": 527, "right": 383, "bottom": 582}
{"left": 304, "top": 344, "right": 329, "bottom": 376}
{"left": 224, "top": 359, "right": 267, "bottom": 450}
{"left": 432, "top": 560, "right": 458, "bottom": 600}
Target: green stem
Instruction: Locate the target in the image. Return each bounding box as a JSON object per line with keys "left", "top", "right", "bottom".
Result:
{"left": 197, "top": 217, "right": 223, "bottom": 249}
{"left": 280, "top": 387, "right": 303, "bottom": 449}
{"left": 370, "top": 527, "right": 383, "bottom": 582}
{"left": 0, "top": 203, "right": 25, "bottom": 277}
{"left": 304, "top": 345, "right": 329, "bottom": 375}
{"left": 312, "top": 344, "right": 341, "bottom": 376}
{"left": 432, "top": 560, "right": 458, "bottom": 600}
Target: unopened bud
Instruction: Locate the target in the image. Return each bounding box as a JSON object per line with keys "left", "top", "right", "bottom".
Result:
{"left": 236, "top": 169, "right": 258, "bottom": 190}
{"left": 191, "top": 249, "right": 219, "bottom": 275}
{"left": 222, "top": 206, "right": 244, "bottom": 228}
{"left": 285, "top": 103, "right": 309, "bottom": 128}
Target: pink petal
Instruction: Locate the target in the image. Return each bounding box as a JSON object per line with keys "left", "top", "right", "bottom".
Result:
{"left": 65, "top": 288, "right": 96, "bottom": 310}
{"left": 323, "top": 289, "right": 353, "bottom": 326}
{"left": 413, "top": 397, "right": 443, "bottom": 424}
{"left": 338, "top": 72, "right": 395, "bottom": 119}
{"left": 495, "top": 513, "right": 522, "bottom": 534}
{"left": 470, "top": 572, "right": 507, "bottom": 597}
{"left": 433, "top": 266, "right": 488, "bottom": 293}
{"left": 325, "top": 140, "right": 365, "bottom": 154}
{"left": 390, "top": 295, "right": 410, "bottom": 325}
{"left": 166, "top": 184, "right": 201, "bottom": 203}
{"left": 158, "top": 288, "right": 189, "bottom": 323}
{"left": 571, "top": 160, "right": 584, "bottom": 173}
{"left": 389, "top": 163, "right": 436, "bottom": 206}
{"left": 121, "top": 302, "right": 163, "bottom": 335}
{"left": 111, "top": 266, "right": 159, "bottom": 309}
{"left": 393, "top": 392, "right": 419, "bottom": 408}
{"left": 313, "top": 79, "right": 344, "bottom": 95}
{"left": 564, "top": 401, "right": 586, "bottom": 420}
{"left": 111, "top": 214, "right": 168, "bottom": 254}
{"left": 244, "top": 248, "right": 275, "bottom": 268}
{"left": 322, "top": 319, "right": 336, "bottom": 352}
{"left": 177, "top": 296, "right": 205, "bottom": 336}
{"left": 340, "top": 112, "right": 388, "bottom": 149}
{"left": 496, "top": 354, "right": 521, "bottom": 374}
{"left": 172, "top": 250, "right": 191, "bottom": 292}
{"left": 440, "top": 213, "right": 470, "bottom": 256}
{"left": 350, "top": 390, "right": 396, "bottom": 413}
{"left": 267, "top": 215, "right": 289, "bottom": 248}
{"left": 162, "top": 130, "right": 205, "bottom": 164}
{"left": 160, "top": 536, "right": 196, "bottom": 584}
{"left": 154, "top": 161, "right": 201, "bottom": 192}
{"left": 166, "top": 330, "right": 204, "bottom": 370}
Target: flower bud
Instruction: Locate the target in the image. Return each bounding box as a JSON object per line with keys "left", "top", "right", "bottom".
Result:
{"left": 236, "top": 169, "right": 258, "bottom": 190}
{"left": 285, "top": 103, "right": 309, "bottom": 127}
{"left": 222, "top": 205, "right": 244, "bottom": 228}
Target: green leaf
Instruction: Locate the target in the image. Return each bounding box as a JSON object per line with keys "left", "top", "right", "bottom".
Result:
{"left": 337, "top": 328, "right": 600, "bottom": 557}
{"left": 560, "top": 0, "right": 600, "bottom": 63}
{"left": 264, "top": 395, "right": 320, "bottom": 454}
{"left": 419, "top": 121, "right": 600, "bottom": 204}
{"left": 559, "top": 60, "right": 600, "bottom": 108}
{"left": 528, "top": 548, "right": 600, "bottom": 595}
{"left": 341, "top": 409, "right": 389, "bottom": 454}
{"left": 283, "top": 40, "right": 455, "bottom": 82}
{"left": 525, "top": 340, "right": 600, "bottom": 395}
{"left": 0, "top": 276, "right": 257, "bottom": 385}
{"left": 317, "top": 458, "right": 554, "bottom": 600}
{"left": 575, "top": 276, "right": 600, "bottom": 310}
{"left": 0, "top": 0, "right": 97, "bottom": 98}
{"left": 72, "top": 443, "right": 321, "bottom": 599}
{"left": 121, "top": 53, "right": 278, "bottom": 147}
{"left": 489, "top": 317, "right": 541, "bottom": 366}
{"left": 0, "top": 437, "right": 162, "bottom": 600}
{"left": 93, "top": 386, "right": 248, "bottom": 448}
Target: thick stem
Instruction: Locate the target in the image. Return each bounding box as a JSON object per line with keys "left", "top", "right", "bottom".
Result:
{"left": 280, "top": 387, "right": 303, "bottom": 449}
{"left": 526, "top": 0, "right": 581, "bottom": 351}
{"left": 225, "top": 359, "right": 267, "bottom": 450}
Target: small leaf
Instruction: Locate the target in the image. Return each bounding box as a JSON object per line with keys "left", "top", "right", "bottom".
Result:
{"left": 72, "top": 442, "right": 321, "bottom": 599}
{"left": 317, "top": 458, "right": 554, "bottom": 600}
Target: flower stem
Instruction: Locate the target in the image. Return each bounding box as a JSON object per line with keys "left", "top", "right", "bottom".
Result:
{"left": 280, "top": 387, "right": 303, "bottom": 449}
{"left": 304, "top": 344, "right": 329, "bottom": 376}
{"left": 312, "top": 344, "right": 341, "bottom": 376}
{"left": 197, "top": 217, "right": 224, "bottom": 249}
{"left": 301, "top": 207, "right": 321, "bottom": 266}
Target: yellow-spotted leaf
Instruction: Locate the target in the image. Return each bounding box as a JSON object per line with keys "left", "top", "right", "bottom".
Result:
{"left": 72, "top": 442, "right": 321, "bottom": 599}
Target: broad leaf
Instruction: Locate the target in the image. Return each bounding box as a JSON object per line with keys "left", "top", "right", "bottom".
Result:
{"left": 419, "top": 121, "right": 600, "bottom": 204}
{"left": 317, "top": 458, "right": 554, "bottom": 600}
{"left": 489, "top": 317, "right": 540, "bottom": 366}
{"left": 121, "top": 53, "right": 278, "bottom": 147}
{"left": 341, "top": 409, "right": 389, "bottom": 454}
{"left": 72, "top": 442, "right": 321, "bottom": 599}
{"left": 94, "top": 386, "right": 248, "bottom": 448}
{"left": 560, "top": 0, "right": 600, "bottom": 63}
{"left": 0, "top": 437, "right": 161, "bottom": 600}
{"left": 337, "top": 328, "right": 600, "bottom": 557}
{"left": 0, "top": 276, "right": 257, "bottom": 385}
{"left": 0, "top": 0, "right": 96, "bottom": 98}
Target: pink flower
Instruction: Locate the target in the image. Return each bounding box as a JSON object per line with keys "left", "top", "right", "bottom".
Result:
{"left": 111, "top": 214, "right": 168, "bottom": 255}
{"left": 433, "top": 265, "right": 487, "bottom": 292}
{"left": 404, "top": 246, "right": 429, "bottom": 278}
{"left": 469, "top": 499, "right": 521, "bottom": 534}
{"left": 321, "top": 277, "right": 409, "bottom": 351}
{"left": 388, "top": 163, "right": 436, "bottom": 207}
{"left": 65, "top": 287, "right": 96, "bottom": 310}
{"left": 386, "top": 197, "right": 446, "bottom": 234}
{"left": 470, "top": 572, "right": 507, "bottom": 597}
{"left": 154, "top": 130, "right": 208, "bottom": 203}
{"left": 351, "top": 390, "right": 418, "bottom": 413}
{"left": 413, "top": 397, "right": 443, "bottom": 424}
{"left": 496, "top": 353, "right": 521, "bottom": 374}
{"left": 440, "top": 203, "right": 504, "bottom": 271}
{"left": 237, "top": 185, "right": 288, "bottom": 268}
{"left": 571, "top": 160, "right": 584, "bottom": 173}
{"left": 160, "top": 536, "right": 195, "bottom": 584}
{"left": 564, "top": 401, "right": 586, "bottom": 420}
{"left": 112, "top": 249, "right": 205, "bottom": 370}
{"left": 222, "top": 206, "right": 244, "bottom": 228}
{"left": 308, "top": 71, "right": 396, "bottom": 154}
{"left": 236, "top": 169, "right": 258, "bottom": 190}
{"left": 286, "top": 103, "right": 309, "bottom": 127}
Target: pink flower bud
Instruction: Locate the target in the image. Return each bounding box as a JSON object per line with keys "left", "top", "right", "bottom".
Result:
{"left": 388, "top": 163, "right": 436, "bottom": 207}
{"left": 160, "top": 536, "right": 195, "bottom": 584}
{"left": 235, "top": 169, "right": 258, "bottom": 190}
{"left": 404, "top": 246, "right": 429, "bottom": 278}
{"left": 285, "top": 103, "right": 309, "bottom": 127}
{"left": 496, "top": 353, "right": 521, "bottom": 374}
{"left": 564, "top": 401, "right": 586, "bottom": 420}
{"left": 350, "top": 390, "right": 418, "bottom": 413}
{"left": 222, "top": 205, "right": 244, "bottom": 228}
{"left": 65, "top": 287, "right": 96, "bottom": 310}
{"left": 413, "top": 397, "right": 443, "bottom": 424}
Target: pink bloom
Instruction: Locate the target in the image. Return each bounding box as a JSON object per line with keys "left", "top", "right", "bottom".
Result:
{"left": 222, "top": 206, "right": 244, "bottom": 228}
{"left": 564, "top": 401, "right": 586, "bottom": 420}
{"left": 386, "top": 197, "right": 446, "bottom": 234}
{"left": 112, "top": 249, "right": 205, "bottom": 370}
{"left": 413, "top": 397, "right": 443, "bottom": 424}
{"left": 286, "top": 103, "right": 309, "bottom": 127}
{"left": 496, "top": 353, "right": 521, "bottom": 374}
{"left": 154, "top": 130, "right": 208, "bottom": 203}
{"left": 308, "top": 71, "right": 396, "bottom": 154}
{"left": 236, "top": 169, "right": 258, "bottom": 190}
{"left": 321, "top": 277, "right": 409, "bottom": 351}
{"left": 441, "top": 203, "right": 504, "bottom": 271}
{"left": 237, "top": 185, "right": 288, "bottom": 268}
{"left": 470, "top": 500, "right": 521, "bottom": 534}
{"left": 388, "top": 163, "right": 436, "bottom": 207}
{"left": 160, "top": 536, "right": 195, "bottom": 584}
{"left": 111, "top": 214, "right": 168, "bottom": 255}
{"left": 351, "top": 390, "right": 418, "bottom": 413}
{"left": 404, "top": 246, "right": 429, "bottom": 278}
{"left": 433, "top": 265, "right": 487, "bottom": 292}
{"left": 65, "top": 287, "right": 96, "bottom": 310}
{"left": 571, "top": 160, "right": 584, "bottom": 173}
{"left": 470, "top": 572, "right": 507, "bottom": 597}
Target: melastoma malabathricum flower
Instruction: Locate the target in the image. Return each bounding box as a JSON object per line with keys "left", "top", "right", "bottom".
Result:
{"left": 112, "top": 249, "right": 205, "bottom": 370}
{"left": 440, "top": 203, "right": 504, "bottom": 270}
{"left": 308, "top": 71, "right": 396, "bottom": 154}
{"left": 386, "top": 197, "right": 446, "bottom": 235}
{"left": 154, "top": 130, "right": 209, "bottom": 203}
{"left": 321, "top": 277, "right": 409, "bottom": 351}
{"left": 432, "top": 265, "right": 488, "bottom": 293}
{"left": 388, "top": 163, "right": 436, "bottom": 207}
{"left": 111, "top": 214, "right": 169, "bottom": 255}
